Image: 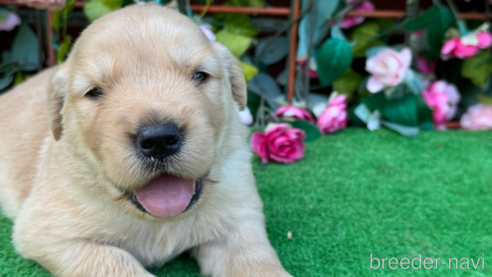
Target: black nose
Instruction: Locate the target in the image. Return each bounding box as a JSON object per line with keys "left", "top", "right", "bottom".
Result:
{"left": 136, "top": 123, "right": 182, "bottom": 160}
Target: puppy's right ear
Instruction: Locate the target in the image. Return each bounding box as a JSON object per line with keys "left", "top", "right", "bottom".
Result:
{"left": 213, "top": 42, "right": 247, "bottom": 111}
{"left": 46, "top": 65, "right": 69, "bottom": 141}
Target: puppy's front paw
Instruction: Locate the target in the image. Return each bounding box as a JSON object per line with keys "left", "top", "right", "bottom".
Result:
{"left": 238, "top": 262, "right": 293, "bottom": 277}
{"left": 13, "top": 234, "right": 155, "bottom": 277}
{"left": 195, "top": 239, "right": 292, "bottom": 277}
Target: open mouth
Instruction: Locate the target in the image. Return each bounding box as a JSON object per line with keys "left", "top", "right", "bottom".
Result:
{"left": 129, "top": 173, "right": 203, "bottom": 217}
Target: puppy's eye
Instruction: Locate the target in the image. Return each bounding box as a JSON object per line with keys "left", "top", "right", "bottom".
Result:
{"left": 192, "top": 72, "right": 209, "bottom": 83}
{"left": 86, "top": 87, "right": 103, "bottom": 98}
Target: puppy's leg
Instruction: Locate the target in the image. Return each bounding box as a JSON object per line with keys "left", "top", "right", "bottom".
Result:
{"left": 194, "top": 218, "right": 292, "bottom": 277}
{"left": 15, "top": 239, "right": 154, "bottom": 277}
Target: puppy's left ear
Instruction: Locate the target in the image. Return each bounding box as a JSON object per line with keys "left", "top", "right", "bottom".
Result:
{"left": 47, "top": 63, "right": 69, "bottom": 141}
{"left": 213, "top": 42, "right": 247, "bottom": 110}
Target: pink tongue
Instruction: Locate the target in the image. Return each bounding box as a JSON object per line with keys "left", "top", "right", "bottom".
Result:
{"left": 135, "top": 174, "right": 195, "bottom": 217}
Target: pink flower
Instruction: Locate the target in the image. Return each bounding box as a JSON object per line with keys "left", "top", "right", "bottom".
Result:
{"left": 238, "top": 107, "right": 253, "bottom": 126}
{"left": 200, "top": 25, "right": 216, "bottom": 41}
{"left": 0, "top": 12, "right": 21, "bottom": 31}
{"left": 316, "top": 94, "right": 348, "bottom": 134}
{"left": 275, "top": 105, "right": 315, "bottom": 123}
{"left": 409, "top": 30, "right": 425, "bottom": 50}
{"left": 441, "top": 31, "right": 492, "bottom": 60}
{"left": 296, "top": 58, "right": 318, "bottom": 79}
{"left": 416, "top": 56, "right": 435, "bottom": 75}
{"left": 423, "top": 80, "right": 461, "bottom": 130}
{"left": 340, "top": 0, "right": 375, "bottom": 29}
{"left": 460, "top": 104, "right": 492, "bottom": 130}
{"left": 413, "top": 30, "right": 424, "bottom": 38}
{"left": 366, "top": 47, "right": 412, "bottom": 93}
{"left": 477, "top": 32, "right": 492, "bottom": 48}
{"left": 17, "top": 0, "right": 65, "bottom": 10}
{"left": 251, "top": 123, "right": 306, "bottom": 164}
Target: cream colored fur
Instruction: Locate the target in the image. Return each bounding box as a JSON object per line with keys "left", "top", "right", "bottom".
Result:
{"left": 0, "top": 5, "right": 291, "bottom": 277}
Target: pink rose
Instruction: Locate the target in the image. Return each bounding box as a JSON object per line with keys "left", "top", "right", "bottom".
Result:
{"left": 251, "top": 123, "right": 306, "bottom": 164}
{"left": 423, "top": 80, "right": 461, "bottom": 130}
{"left": 366, "top": 47, "right": 412, "bottom": 93}
{"left": 17, "top": 0, "right": 65, "bottom": 10}
{"left": 416, "top": 56, "right": 435, "bottom": 75}
{"left": 200, "top": 25, "right": 216, "bottom": 41}
{"left": 340, "top": 0, "right": 375, "bottom": 29}
{"left": 441, "top": 31, "right": 492, "bottom": 60}
{"left": 460, "top": 104, "right": 492, "bottom": 130}
{"left": 316, "top": 94, "right": 348, "bottom": 134}
{"left": 0, "top": 12, "right": 21, "bottom": 31}
{"left": 275, "top": 105, "right": 315, "bottom": 124}
{"left": 477, "top": 32, "right": 492, "bottom": 48}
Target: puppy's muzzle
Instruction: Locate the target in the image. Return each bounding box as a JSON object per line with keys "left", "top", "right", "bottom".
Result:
{"left": 137, "top": 123, "right": 182, "bottom": 160}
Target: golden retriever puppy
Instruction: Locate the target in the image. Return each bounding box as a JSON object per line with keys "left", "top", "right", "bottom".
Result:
{"left": 0, "top": 5, "right": 291, "bottom": 277}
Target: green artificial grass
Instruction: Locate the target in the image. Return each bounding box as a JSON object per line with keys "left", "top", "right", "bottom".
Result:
{"left": 1, "top": 128, "right": 492, "bottom": 276}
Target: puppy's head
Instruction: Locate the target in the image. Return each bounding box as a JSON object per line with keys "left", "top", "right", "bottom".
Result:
{"left": 47, "top": 5, "right": 247, "bottom": 219}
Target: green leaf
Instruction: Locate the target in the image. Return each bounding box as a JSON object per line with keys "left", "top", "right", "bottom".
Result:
{"left": 316, "top": 38, "right": 353, "bottom": 87}
{"left": 375, "top": 18, "right": 395, "bottom": 30}
{"left": 349, "top": 22, "right": 384, "bottom": 58}
{"left": 477, "top": 94, "right": 492, "bottom": 105}
{"left": 461, "top": 51, "right": 492, "bottom": 87}
{"left": 0, "top": 9, "right": 10, "bottom": 22}
{"left": 11, "top": 24, "right": 39, "bottom": 71}
{"left": 333, "top": 68, "right": 362, "bottom": 97}
{"left": 404, "top": 69, "right": 424, "bottom": 95}
{"left": 247, "top": 0, "right": 264, "bottom": 7}
{"left": 307, "top": 93, "right": 330, "bottom": 111}
{"left": 427, "top": 6, "right": 455, "bottom": 57}
{"left": 459, "top": 79, "right": 480, "bottom": 108}
{"left": 297, "top": 0, "right": 339, "bottom": 57}
{"left": 222, "top": 14, "right": 258, "bottom": 37}
{"left": 13, "top": 71, "right": 26, "bottom": 85}
{"left": 247, "top": 89, "right": 261, "bottom": 120}
{"left": 52, "top": 10, "right": 61, "bottom": 31}
{"left": 61, "top": 0, "right": 76, "bottom": 14}
{"left": 57, "top": 35, "right": 72, "bottom": 64}
{"left": 318, "top": 0, "right": 340, "bottom": 20}
{"left": 357, "top": 75, "right": 370, "bottom": 95}
{"left": 331, "top": 25, "right": 347, "bottom": 41}
{"left": 365, "top": 45, "right": 386, "bottom": 57}
{"left": 0, "top": 73, "right": 14, "bottom": 90}
{"left": 215, "top": 30, "right": 252, "bottom": 58}
{"left": 416, "top": 93, "right": 432, "bottom": 124}
{"left": 403, "top": 6, "right": 438, "bottom": 31}
{"left": 0, "top": 60, "right": 21, "bottom": 74}
{"left": 0, "top": 59, "right": 20, "bottom": 90}
{"left": 240, "top": 62, "right": 258, "bottom": 82}
{"left": 381, "top": 120, "right": 419, "bottom": 137}
{"left": 256, "top": 36, "right": 289, "bottom": 65}
{"left": 84, "top": 0, "right": 122, "bottom": 22}
{"left": 419, "top": 121, "right": 434, "bottom": 131}
{"left": 226, "top": 0, "right": 264, "bottom": 8}
{"left": 290, "top": 120, "right": 321, "bottom": 143}
{"left": 382, "top": 93, "right": 418, "bottom": 127}
{"left": 248, "top": 72, "right": 281, "bottom": 109}
{"left": 53, "top": 0, "right": 75, "bottom": 33}
{"left": 353, "top": 103, "right": 372, "bottom": 123}
{"left": 361, "top": 93, "right": 385, "bottom": 112}
{"left": 484, "top": 76, "right": 492, "bottom": 97}
{"left": 348, "top": 104, "right": 366, "bottom": 126}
